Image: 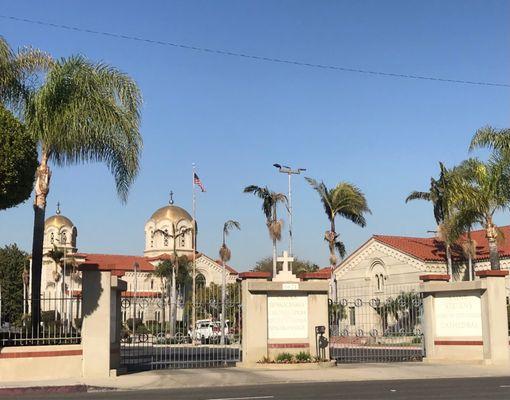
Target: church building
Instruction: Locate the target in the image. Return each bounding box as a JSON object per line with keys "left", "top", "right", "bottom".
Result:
{"left": 33, "top": 200, "right": 239, "bottom": 324}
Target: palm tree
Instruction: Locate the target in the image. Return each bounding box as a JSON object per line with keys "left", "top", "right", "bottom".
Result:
{"left": 243, "top": 186, "right": 287, "bottom": 276}
{"left": 46, "top": 245, "right": 64, "bottom": 283}
{"left": 153, "top": 260, "right": 172, "bottom": 329}
{"left": 406, "top": 163, "right": 457, "bottom": 278}
{"left": 219, "top": 220, "right": 240, "bottom": 344}
{"left": 450, "top": 158, "right": 510, "bottom": 270}
{"left": 1, "top": 38, "right": 143, "bottom": 330}
{"left": 154, "top": 224, "right": 193, "bottom": 335}
{"left": 306, "top": 178, "right": 371, "bottom": 267}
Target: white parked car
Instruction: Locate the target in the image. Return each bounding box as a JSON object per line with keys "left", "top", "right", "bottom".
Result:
{"left": 189, "top": 319, "right": 231, "bottom": 344}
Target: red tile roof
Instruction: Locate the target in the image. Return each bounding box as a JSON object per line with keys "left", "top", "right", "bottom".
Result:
{"left": 299, "top": 267, "right": 332, "bottom": 280}
{"left": 76, "top": 252, "right": 239, "bottom": 275}
{"left": 77, "top": 253, "right": 156, "bottom": 272}
{"left": 373, "top": 225, "right": 510, "bottom": 263}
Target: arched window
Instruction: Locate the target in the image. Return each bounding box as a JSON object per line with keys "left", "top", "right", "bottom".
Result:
{"left": 371, "top": 261, "right": 386, "bottom": 292}
{"left": 196, "top": 273, "right": 206, "bottom": 289}
{"left": 150, "top": 230, "right": 154, "bottom": 248}
{"left": 61, "top": 231, "right": 67, "bottom": 245}
{"left": 179, "top": 228, "right": 186, "bottom": 248}
{"left": 163, "top": 229, "right": 169, "bottom": 247}
{"left": 50, "top": 232, "right": 54, "bottom": 244}
{"left": 150, "top": 279, "right": 154, "bottom": 290}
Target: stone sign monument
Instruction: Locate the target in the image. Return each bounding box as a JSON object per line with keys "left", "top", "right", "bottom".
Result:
{"left": 420, "top": 271, "right": 510, "bottom": 365}
{"left": 240, "top": 251, "right": 330, "bottom": 365}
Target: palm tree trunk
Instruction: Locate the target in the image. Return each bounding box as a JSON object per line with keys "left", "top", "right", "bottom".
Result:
{"left": 446, "top": 243, "right": 453, "bottom": 280}
{"left": 170, "top": 267, "right": 177, "bottom": 336}
{"left": 329, "top": 217, "right": 337, "bottom": 267}
{"left": 272, "top": 239, "right": 277, "bottom": 277}
{"left": 468, "top": 253, "right": 473, "bottom": 281}
{"left": 31, "top": 154, "right": 51, "bottom": 333}
{"left": 221, "top": 259, "right": 226, "bottom": 345}
{"left": 486, "top": 220, "right": 501, "bottom": 271}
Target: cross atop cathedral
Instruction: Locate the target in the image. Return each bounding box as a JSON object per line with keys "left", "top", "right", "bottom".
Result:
{"left": 56, "top": 202, "right": 61, "bottom": 215}
{"left": 169, "top": 191, "right": 174, "bottom": 205}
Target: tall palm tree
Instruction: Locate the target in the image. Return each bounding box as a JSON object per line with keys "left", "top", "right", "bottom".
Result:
{"left": 154, "top": 224, "right": 192, "bottom": 335}
{"left": 219, "top": 220, "right": 240, "bottom": 344}
{"left": 153, "top": 260, "right": 172, "bottom": 330}
{"left": 406, "top": 162, "right": 457, "bottom": 278}
{"left": 306, "top": 178, "right": 371, "bottom": 267}
{"left": 244, "top": 186, "right": 287, "bottom": 277}
{"left": 451, "top": 158, "right": 510, "bottom": 270}
{"left": 1, "top": 38, "right": 143, "bottom": 330}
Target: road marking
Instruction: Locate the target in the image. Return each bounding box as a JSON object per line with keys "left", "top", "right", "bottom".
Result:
{"left": 500, "top": 385, "right": 510, "bottom": 388}
{"left": 206, "top": 397, "right": 274, "bottom": 400}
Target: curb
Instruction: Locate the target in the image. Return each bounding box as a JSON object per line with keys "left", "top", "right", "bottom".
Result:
{"left": 0, "top": 384, "right": 89, "bottom": 396}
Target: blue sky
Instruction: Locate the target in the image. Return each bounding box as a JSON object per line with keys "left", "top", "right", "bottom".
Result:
{"left": 0, "top": 1, "right": 509, "bottom": 270}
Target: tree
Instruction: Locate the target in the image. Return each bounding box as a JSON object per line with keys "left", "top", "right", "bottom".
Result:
{"left": 450, "top": 158, "right": 510, "bottom": 270}
{"left": 406, "top": 163, "right": 457, "bottom": 278}
{"left": 154, "top": 224, "right": 192, "bottom": 335}
{"left": 45, "top": 245, "right": 64, "bottom": 282}
{"left": 0, "top": 105, "right": 38, "bottom": 210}
{"left": 219, "top": 220, "right": 240, "bottom": 344}
{"left": 252, "top": 256, "right": 319, "bottom": 276}
{"left": 0, "top": 38, "right": 143, "bottom": 330}
{"left": 243, "top": 185, "right": 288, "bottom": 276}
{"left": 306, "top": 178, "right": 371, "bottom": 266}
{"left": 153, "top": 259, "right": 172, "bottom": 329}
{"left": 0, "top": 244, "right": 27, "bottom": 324}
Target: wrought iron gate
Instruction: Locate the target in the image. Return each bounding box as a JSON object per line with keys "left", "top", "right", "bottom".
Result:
{"left": 120, "top": 282, "right": 242, "bottom": 370}
{"left": 329, "top": 282, "right": 424, "bottom": 363}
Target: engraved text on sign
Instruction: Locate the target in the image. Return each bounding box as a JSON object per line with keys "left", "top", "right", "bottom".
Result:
{"left": 434, "top": 295, "right": 482, "bottom": 337}
{"left": 268, "top": 296, "right": 308, "bottom": 339}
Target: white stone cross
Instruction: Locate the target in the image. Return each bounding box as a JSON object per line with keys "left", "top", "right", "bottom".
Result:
{"left": 277, "top": 251, "right": 294, "bottom": 273}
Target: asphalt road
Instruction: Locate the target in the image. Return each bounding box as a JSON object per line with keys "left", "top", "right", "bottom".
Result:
{"left": 15, "top": 377, "right": 510, "bottom": 400}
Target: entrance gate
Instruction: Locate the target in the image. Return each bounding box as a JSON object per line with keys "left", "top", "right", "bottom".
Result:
{"left": 120, "top": 282, "right": 242, "bottom": 370}
{"left": 329, "top": 282, "right": 424, "bottom": 363}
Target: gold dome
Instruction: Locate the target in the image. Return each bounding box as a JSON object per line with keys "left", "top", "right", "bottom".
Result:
{"left": 149, "top": 205, "right": 193, "bottom": 223}
{"left": 45, "top": 215, "right": 74, "bottom": 229}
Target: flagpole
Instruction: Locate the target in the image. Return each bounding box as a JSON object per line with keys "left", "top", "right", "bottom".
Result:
{"left": 191, "top": 163, "right": 197, "bottom": 344}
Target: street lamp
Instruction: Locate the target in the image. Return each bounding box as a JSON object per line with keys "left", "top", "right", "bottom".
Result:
{"left": 273, "top": 164, "right": 306, "bottom": 257}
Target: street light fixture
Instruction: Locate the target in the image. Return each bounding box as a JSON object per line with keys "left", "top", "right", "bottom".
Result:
{"left": 273, "top": 163, "right": 306, "bottom": 257}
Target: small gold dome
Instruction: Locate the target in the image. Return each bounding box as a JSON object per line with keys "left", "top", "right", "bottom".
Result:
{"left": 149, "top": 205, "right": 193, "bottom": 223}
{"left": 45, "top": 215, "right": 74, "bottom": 229}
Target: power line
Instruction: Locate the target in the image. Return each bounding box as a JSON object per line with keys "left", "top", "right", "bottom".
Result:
{"left": 1, "top": 14, "right": 509, "bottom": 88}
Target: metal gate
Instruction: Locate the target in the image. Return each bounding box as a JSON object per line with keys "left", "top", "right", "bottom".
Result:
{"left": 120, "top": 282, "right": 242, "bottom": 370}
{"left": 329, "top": 282, "right": 423, "bottom": 363}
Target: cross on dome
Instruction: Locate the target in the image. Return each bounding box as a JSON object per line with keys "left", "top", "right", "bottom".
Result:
{"left": 169, "top": 191, "right": 174, "bottom": 205}
{"left": 56, "top": 202, "right": 61, "bottom": 215}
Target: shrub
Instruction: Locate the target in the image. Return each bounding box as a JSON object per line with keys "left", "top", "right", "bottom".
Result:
{"left": 295, "top": 351, "right": 311, "bottom": 362}
{"left": 275, "top": 352, "right": 294, "bottom": 363}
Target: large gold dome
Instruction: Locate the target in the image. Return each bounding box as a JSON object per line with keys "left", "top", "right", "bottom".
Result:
{"left": 149, "top": 205, "right": 193, "bottom": 223}
{"left": 45, "top": 214, "right": 74, "bottom": 229}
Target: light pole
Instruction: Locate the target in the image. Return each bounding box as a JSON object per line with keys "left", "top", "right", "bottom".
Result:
{"left": 273, "top": 164, "right": 306, "bottom": 257}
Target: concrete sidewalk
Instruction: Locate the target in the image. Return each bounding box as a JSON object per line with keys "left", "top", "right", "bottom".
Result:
{"left": 1, "top": 363, "right": 509, "bottom": 394}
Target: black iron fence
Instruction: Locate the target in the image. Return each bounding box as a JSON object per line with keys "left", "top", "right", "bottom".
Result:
{"left": 120, "top": 282, "right": 242, "bottom": 370}
{"left": 329, "top": 282, "right": 423, "bottom": 363}
{"left": 0, "top": 295, "right": 82, "bottom": 347}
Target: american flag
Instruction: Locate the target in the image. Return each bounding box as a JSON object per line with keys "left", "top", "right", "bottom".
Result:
{"left": 194, "top": 173, "right": 206, "bottom": 192}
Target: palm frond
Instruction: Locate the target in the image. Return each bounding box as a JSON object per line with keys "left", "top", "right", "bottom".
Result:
{"left": 223, "top": 220, "right": 241, "bottom": 236}
{"left": 469, "top": 125, "right": 510, "bottom": 155}
{"left": 405, "top": 191, "right": 431, "bottom": 203}
{"left": 25, "top": 55, "right": 143, "bottom": 202}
